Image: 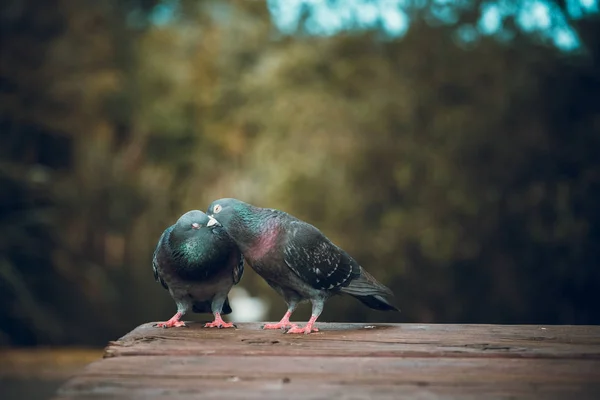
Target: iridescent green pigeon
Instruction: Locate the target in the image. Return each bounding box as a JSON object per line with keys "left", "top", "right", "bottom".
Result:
{"left": 206, "top": 198, "right": 398, "bottom": 334}
{"left": 152, "top": 210, "right": 244, "bottom": 328}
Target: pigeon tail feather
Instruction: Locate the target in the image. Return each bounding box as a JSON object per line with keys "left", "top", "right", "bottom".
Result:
{"left": 353, "top": 293, "right": 399, "bottom": 311}
{"left": 340, "top": 269, "right": 399, "bottom": 312}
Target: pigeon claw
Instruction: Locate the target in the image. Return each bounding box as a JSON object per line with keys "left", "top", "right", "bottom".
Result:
{"left": 204, "top": 321, "right": 236, "bottom": 329}
{"left": 204, "top": 312, "right": 235, "bottom": 329}
{"left": 262, "top": 322, "right": 294, "bottom": 330}
{"left": 154, "top": 320, "right": 187, "bottom": 328}
{"left": 285, "top": 324, "right": 319, "bottom": 334}
{"left": 263, "top": 311, "right": 293, "bottom": 330}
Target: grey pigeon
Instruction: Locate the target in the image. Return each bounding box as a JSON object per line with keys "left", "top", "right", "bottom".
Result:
{"left": 206, "top": 198, "right": 398, "bottom": 334}
{"left": 153, "top": 210, "right": 243, "bottom": 328}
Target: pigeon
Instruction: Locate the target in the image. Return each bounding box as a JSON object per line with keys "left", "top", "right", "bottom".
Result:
{"left": 206, "top": 198, "right": 398, "bottom": 334}
{"left": 152, "top": 210, "right": 244, "bottom": 328}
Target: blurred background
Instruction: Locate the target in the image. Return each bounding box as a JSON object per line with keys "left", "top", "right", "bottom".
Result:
{"left": 1, "top": 1, "right": 600, "bottom": 393}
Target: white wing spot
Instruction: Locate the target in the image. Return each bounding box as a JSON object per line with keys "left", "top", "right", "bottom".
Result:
{"left": 344, "top": 269, "right": 352, "bottom": 280}
{"left": 326, "top": 266, "right": 338, "bottom": 277}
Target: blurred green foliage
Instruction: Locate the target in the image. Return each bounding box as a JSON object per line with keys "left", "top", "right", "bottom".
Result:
{"left": 1, "top": 0, "right": 599, "bottom": 346}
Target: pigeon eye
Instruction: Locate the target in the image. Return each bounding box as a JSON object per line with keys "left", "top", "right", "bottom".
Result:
{"left": 214, "top": 204, "right": 222, "bottom": 213}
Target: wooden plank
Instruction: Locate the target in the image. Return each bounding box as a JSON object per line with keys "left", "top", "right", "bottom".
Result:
{"left": 54, "top": 356, "right": 600, "bottom": 399}
{"left": 53, "top": 323, "right": 600, "bottom": 399}
{"left": 105, "top": 322, "right": 600, "bottom": 359}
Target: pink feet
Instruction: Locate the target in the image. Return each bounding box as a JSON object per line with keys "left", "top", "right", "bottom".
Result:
{"left": 204, "top": 313, "right": 236, "bottom": 329}
{"left": 263, "top": 321, "right": 294, "bottom": 330}
{"left": 204, "top": 320, "right": 235, "bottom": 328}
{"left": 286, "top": 324, "right": 319, "bottom": 334}
{"left": 154, "top": 312, "right": 187, "bottom": 328}
{"left": 285, "top": 315, "right": 320, "bottom": 334}
{"left": 262, "top": 311, "right": 293, "bottom": 330}
{"left": 155, "top": 320, "right": 187, "bottom": 328}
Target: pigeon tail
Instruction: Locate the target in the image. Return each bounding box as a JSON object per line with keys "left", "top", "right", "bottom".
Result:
{"left": 340, "top": 269, "right": 399, "bottom": 312}
{"left": 192, "top": 297, "right": 233, "bottom": 315}
{"left": 353, "top": 293, "right": 399, "bottom": 311}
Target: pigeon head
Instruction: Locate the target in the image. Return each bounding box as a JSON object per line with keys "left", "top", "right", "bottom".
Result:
{"left": 173, "top": 210, "right": 219, "bottom": 237}
{"left": 206, "top": 198, "right": 248, "bottom": 229}
{"left": 207, "top": 198, "right": 273, "bottom": 244}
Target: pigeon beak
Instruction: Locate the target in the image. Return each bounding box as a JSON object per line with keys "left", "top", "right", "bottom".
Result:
{"left": 191, "top": 222, "right": 201, "bottom": 230}
{"left": 207, "top": 216, "right": 220, "bottom": 227}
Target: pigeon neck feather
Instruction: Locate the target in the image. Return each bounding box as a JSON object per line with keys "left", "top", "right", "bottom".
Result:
{"left": 169, "top": 228, "right": 205, "bottom": 266}
{"left": 230, "top": 207, "right": 280, "bottom": 260}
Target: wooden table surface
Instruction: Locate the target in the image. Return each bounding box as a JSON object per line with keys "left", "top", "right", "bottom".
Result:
{"left": 53, "top": 322, "right": 600, "bottom": 399}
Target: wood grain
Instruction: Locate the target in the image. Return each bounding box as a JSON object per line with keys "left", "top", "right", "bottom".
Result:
{"left": 53, "top": 322, "right": 600, "bottom": 399}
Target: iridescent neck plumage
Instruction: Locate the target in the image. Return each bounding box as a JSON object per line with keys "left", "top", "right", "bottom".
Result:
{"left": 169, "top": 229, "right": 205, "bottom": 266}
{"left": 228, "top": 207, "right": 280, "bottom": 259}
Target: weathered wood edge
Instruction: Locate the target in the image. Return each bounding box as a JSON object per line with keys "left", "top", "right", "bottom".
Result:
{"left": 102, "top": 322, "right": 600, "bottom": 360}
{"left": 52, "top": 323, "right": 600, "bottom": 400}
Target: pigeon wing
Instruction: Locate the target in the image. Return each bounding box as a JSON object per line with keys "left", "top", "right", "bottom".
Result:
{"left": 152, "top": 227, "right": 171, "bottom": 290}
{"left": 233, "top": 252, "right": 244, "bottom": 285}
{"left": 282, "top": 221, "right": 360, "bottom": 290}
